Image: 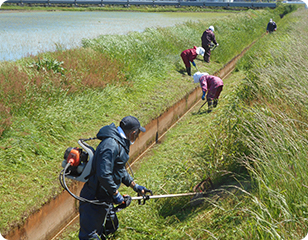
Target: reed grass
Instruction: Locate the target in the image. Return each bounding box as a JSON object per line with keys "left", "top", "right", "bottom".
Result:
{"left": 225, "top": 9, "right": 308, "bottom": 238}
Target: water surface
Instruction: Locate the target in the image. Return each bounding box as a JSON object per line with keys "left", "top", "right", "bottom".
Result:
{"left": 0, "top": 11, "right": 227, "bottom": 61}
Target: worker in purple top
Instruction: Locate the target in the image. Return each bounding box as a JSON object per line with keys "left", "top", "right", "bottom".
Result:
{"left": 201, "top": 26, "right": 218, "bottom": 63}
{"left": 193, "top": 72, "right": 223, "bottom": 112}
{"left": 180, "top": 46, "right": 205, "bottom": 76}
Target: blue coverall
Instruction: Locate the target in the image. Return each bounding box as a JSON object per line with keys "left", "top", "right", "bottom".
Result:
{"left": 78, "top": 123, "right": 134, "bottom": 240}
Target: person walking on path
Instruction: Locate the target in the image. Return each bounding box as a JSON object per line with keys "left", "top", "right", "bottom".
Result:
{"left": 180, "top": 46, "right": 205, "bottom": 76}
{"left": 193, "top": 72, "right": 223, "bottom": 112}
{"left": 266, "top": 19, "right": 277, "bottom": 33}
{"left": 201, "top": 26, "right": 218, "bottom": 63}
{"left": 78, "top": 116, "right": 152, "bottom": 240}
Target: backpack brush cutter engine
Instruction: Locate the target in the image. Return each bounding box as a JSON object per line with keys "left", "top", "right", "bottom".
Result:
{"left": 59, "top": 138, "right": 111, "bottom": 206}
{"left": 59, "top": 138, "right": 213, "bottom": 207}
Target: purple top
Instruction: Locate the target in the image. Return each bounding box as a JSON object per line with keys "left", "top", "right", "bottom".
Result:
{"left": 199, "top": 75, "right": 223, "bottom": 93}
{"left": 201, "top": 29, "right": 217, "bottom": 48}
{"left": 181, "top": 46, "right": 198, "bottom": 62}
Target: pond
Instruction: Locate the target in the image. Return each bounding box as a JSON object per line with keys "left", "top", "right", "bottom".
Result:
{"left": 0, "top": 10, "right": 228, "bottom": 61}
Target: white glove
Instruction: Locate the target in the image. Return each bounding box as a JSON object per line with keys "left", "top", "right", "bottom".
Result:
{"left": 216, "top": 43, "right": 219, "bottom": 46}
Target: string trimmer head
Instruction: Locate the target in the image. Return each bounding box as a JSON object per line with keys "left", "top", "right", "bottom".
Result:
{"left": 190, "top": 177, "right": 214, "bottom": 206}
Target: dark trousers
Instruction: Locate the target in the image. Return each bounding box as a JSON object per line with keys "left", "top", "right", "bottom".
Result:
{"left": 203, "top": 46, "right": 211, "bottom": 63}
{"left": 207, "top": 86, "right": 223, "bottom": 101}
{"left": 180, "top": 52, "right": 192, "bottom": 75}
{"left": 79, "top": 201, "right": 119, "bottom": 240}
{"left": 180, "top": 52, "right": 191, "bottom": 68}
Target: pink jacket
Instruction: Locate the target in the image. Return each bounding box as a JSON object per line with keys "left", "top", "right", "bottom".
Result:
{"left": 199, "top": 75, "right": 223, "bottom": 93}
{"left": 181, "top": 46, "right": 198, "bottom": 62}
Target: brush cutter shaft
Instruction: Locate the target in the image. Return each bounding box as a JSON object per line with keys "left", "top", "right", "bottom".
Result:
{"left": 131, "top": 192, "right": 197, "bottom": 200}
{"left": 198, "top": 100, "right": 208, "bottom": 112}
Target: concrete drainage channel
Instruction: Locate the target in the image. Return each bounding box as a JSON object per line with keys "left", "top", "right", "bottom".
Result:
{"left": 4, "top": 39, "right": 259, "bottom": 240}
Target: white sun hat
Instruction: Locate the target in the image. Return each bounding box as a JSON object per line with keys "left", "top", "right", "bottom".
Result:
{"left": 193, "top": 72, "right": 209, "bottom": 83}
{"left": 209, "top": 26, "right": 214, "bottom": 32}
{"left": 196, "top": 47, "right": 205, "bottom": 56}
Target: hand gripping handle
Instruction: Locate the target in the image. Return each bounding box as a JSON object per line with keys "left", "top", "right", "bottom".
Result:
{"left": 138, "top": 189, "right": 153, "bottom": 205}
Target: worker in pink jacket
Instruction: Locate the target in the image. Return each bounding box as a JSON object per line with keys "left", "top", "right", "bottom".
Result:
{"left": 180, "top": 46, "right": 205, "bottom": 76}
{"left": 193, "top": 72, "right": 223, "bottom": 112}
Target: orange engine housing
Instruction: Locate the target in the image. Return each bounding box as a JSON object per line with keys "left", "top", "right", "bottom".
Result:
{"left": 67, "top": 148, "right": 81, "bottom": 167}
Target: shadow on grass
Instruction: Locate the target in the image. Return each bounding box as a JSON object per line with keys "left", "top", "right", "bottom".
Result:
{"left": 192, "top": 109, "right": 211, "bottom": 115}
{"left": 174, "top": 62, "right": 188, "bottom": 76}
{"left": 177, "top": 68, "right": 187, "bottom": 76}
{"left": 157, "top": 197, "right": 199, "bottom": 221}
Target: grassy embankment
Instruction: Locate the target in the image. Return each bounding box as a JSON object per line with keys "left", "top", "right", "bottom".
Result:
{"left": 0, "top": 4, "right": 297, "bottom": 236}
{"left": 58, "top": 6, "right": 308, "bottom": 240}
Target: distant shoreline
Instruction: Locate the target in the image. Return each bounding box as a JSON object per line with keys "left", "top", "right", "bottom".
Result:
{"left": 0, "top": 5, "right": 241, "bottom": 13}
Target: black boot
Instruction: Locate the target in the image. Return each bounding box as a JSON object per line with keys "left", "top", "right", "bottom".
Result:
{"left": 186, "top": 67, "right": 191, "bottom": 76}
{"left": 208, "top": 100, "right": 213, "bottom": 113}
{"left": 213, "top": 99, "right": 218, "bottom": 108}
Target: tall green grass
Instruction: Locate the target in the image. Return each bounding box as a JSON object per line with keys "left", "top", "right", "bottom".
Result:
{"left": 225, "top": 8, "right": 308, "bottom": 238}
{"left": 81, "top": 8, "right": 271, "bottom": 74}
{"left": 0, "top": 5, "right": 297, "bottom": 236}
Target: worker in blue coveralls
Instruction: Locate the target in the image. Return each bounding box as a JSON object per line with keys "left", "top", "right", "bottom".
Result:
{"left": 266, "top": 19, "right": 277, "bottom": 33}
{"left": 79, "top": 116, "right": 151, "bottom": 240}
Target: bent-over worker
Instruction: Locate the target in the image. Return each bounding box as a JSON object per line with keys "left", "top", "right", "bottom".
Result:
{"left": 193, "top": 72, "right": 223, "bottom": 112}
{"left": 180, "top": 46, "right": 205, "bottom": 76}
{"left": 266, "top": 19, "right": 277, "bottom": 33}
